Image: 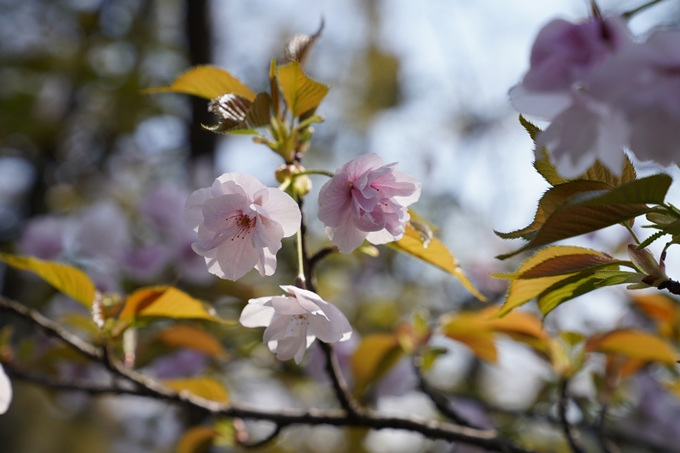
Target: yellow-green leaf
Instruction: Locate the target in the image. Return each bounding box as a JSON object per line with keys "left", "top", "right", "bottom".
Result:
{"left": 537, "top": 270, "right": 616, "bottom": 316}
{"left": 0, "top": 253, "right": 95, "bottom": 307}
{"left": 351, "top": 334, "right": 404, "bottom": 397}
{"left": 155, "top": 325, "right": 229, "bottom": 359}
{"left": 390, "top": 223, "right": 486, "bottom": 301}
{"left": 164, "top": 377, "right": 229, "bottom": 402}
{"left": 497, "top": 175, "right": 671, "bottom": 260}
{"left": 119, "top": 286, "right": 232, "bottom": 324}
{"left": 587, "top": 329, "right": 677, "bottom": 365}
{"left": 176, "top": 426, "right": 218, "bottom": 453}
{"left": 277, "top": 61, "right": 329, "bottom": 117}
{"left": 145, "top": 65, "right": 255, "bottom": 101}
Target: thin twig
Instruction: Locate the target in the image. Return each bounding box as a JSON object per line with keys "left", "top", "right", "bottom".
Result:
{"left": 558, "top": 380, "right": 586, "bottom": 453}
{"left": 309, "top": 245, "right": 338, "bottom": 271}
{"left": 622, "top": 0, "right": 666, "bottom": 19}
{"left": 596, "top": 405, "right": 620, "bottom": 453}
{"left": 240, "top": 424, "right": 282, "bottom": 449}
{"left": 413, "top": 356, "right": 478, "bottom": 428}
{"left": 4, "top": 366, "right": 141, "bottom": 397}
{"left": 318, "top": 341, "right": 363, "bottom": 418}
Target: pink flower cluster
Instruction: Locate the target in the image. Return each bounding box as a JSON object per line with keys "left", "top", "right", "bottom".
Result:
{"left": 318, "top": 153, "right": 421, "bottom": 254}
{"left": 511, "top": 16, "right": 680, "bottom": 177}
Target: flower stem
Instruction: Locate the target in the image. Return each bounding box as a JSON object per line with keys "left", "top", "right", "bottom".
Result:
{"left": 622, "top": 0, "right": 666, "bottom": 19}
{"left": 296, "top": 222, "right": 306, "bottom": 289}
{"left": 622, "top": 222, "right": 640, "bottom": 244}
{"left": 293, "top": 169, "right": 335, "bottom": 179}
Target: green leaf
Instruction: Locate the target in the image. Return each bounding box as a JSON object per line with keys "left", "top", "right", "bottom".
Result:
{"left": 277, "top": 61, "right": 329, "bottom": 117}
{"left": 176, "top": 426, "right": 218, "bottom": 453}
{"left": 533, "top": 148, "right": 570, "bottom": 186}
{"left": 144, "top": 65, "right": 256, "bottom": 101}
{"left": 389, "top": 223, "right": 486, "bottom": 301}
{"left": 637, "top": 230, "right": 666, "bottom": 250}
{"left": 164, "top": 377, "right": 229, "bottom": 402}
{"left": 537, "top": 267, "right": 619, "bottom": 316}
{"left": 0, "top": 253, "right": 96, "bottom": 307}
{"left": 119, "top": 286, "right": 233, "bottom": 324}
{"left": 493, "top": 246, "right": 616, "bottom": 316}
{"left": 518, "top": 253, "right": 624, "bottom": 279}
{"left": 351, "top": 334, "right": 404, "bottom": 397}
{"left": 497, "top": 175, "right": 672, "bottom": 260}
{"left": 593, "top": 270, "right": 645, "bottom": 288}
{"left": 495, "top": 180, "right": 612, "bottom": 240}
{"left": 519, "top": 114, "right": 540, "bottom": 141}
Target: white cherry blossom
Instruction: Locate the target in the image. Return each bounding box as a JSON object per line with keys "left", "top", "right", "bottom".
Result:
{"left": 184, "top": 173, "right": 301, "bottom": 281}
{"left": 0, "top": 364, "right": 12, "bottom": 414}
{"left": 239, "top": 285, "right": 352, "bottom": 364}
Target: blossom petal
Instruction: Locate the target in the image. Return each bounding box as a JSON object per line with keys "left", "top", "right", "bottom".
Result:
{"left": 335, "top": 152, "right": 383, "bottom": 180}
{"left": 282, "top": 286, "right": 325, "bottom": 316}
{"left": 309, "top": 299, "right": 353, "bottom": 343}
{"left": 212, "top": 232, "right": 260, "bottom": 280}
{"left": 0, "top": 364, "right": 12, "bottom": 414}
{"left": 366, "top": 229, "right": 399, "bottom": 245}
{"left": 240, "top": 297, "right": 275, "bottom": 327}
{"left": 255, "top": 245, "right": 278, "bottom": 277}
{"left": 325, "top": 222, "right": 369, "bottom": 254}
{"left": 271, "top": 295, "right": 308, "bottom": 315}
{"left": 263, "top": 314, "right": 294, "bottom": 342}
{"left": 184, "top": 188, "right": 212, "bottom": 231}
{"left": 318, "top": 173, "right": 352, "bottom": 228}
{"left": 508, "top": 84, "right": 572, "bottom": 119}
{"left": 275, "top": 325, "right": 309, "bottom": 363}
{"left": 259, "top": 188, "right": 302, "bottom": 237}
{"left": 201, "top": 194, "right": 247, "bottom": 232}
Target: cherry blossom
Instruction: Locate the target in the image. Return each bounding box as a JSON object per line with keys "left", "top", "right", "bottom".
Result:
{"left": 317, "top": 153, "right": 421, "bottom": 254}
{"left": 510, "top": 15, "right": 680, "bottom": 176}
{"left": 0, "top": 364, "right": 11, "bottom": 414}
{"left": 184, "top": 173, "right": 301, "bottom": 281}
{"left": 239, "top": 285, "right": 352, "bottom": 364}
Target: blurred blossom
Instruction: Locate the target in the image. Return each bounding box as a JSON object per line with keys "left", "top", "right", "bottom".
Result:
{"left": 240, "top": 286, "right": 352, "bottom": 364}
{"left": 521, "top": 17, "right": 631, "bottom": 92}
{"left": 0, "top": 363, "right": 12, "bottom": 414}
{"left": 140, "top": 185, "right": 188, "bottom": 238}
{"left": 67, "top": 201, "right": 130, "bottom": 264}
{"left": 120, "top": 245, "right": 169, "bottom": 282}
{"left": 149, "top": 349, "right": 208, "bottom": 379}
{"left": 184, "top": 173, "right": 301, "bottom": 281}
{"left": 512, "top": 16, "right": 680, "bottom": 177}
{"left": 318, "top": 153, "right": 421, "bottom": 254}
{"left": 19, "top": 215, "right": 66, "bottom": 260}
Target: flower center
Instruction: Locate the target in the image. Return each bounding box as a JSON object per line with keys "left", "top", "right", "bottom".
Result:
{"left": 226, "top": 213, "right": 256, "bottom": 240}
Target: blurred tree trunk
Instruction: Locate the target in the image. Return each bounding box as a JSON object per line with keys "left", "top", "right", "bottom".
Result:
{"left": 186, "top": 0, "right": 216, "bottom": 159}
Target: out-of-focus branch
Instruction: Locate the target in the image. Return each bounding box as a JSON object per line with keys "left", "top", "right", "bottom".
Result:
{"left": 318, "top": 341, "right": 363, "bottom": 417}
{"left": 239, "top": 423, "right": 282, "bottom": 449}
{"left": 0, "top": 274, "right": 540, "bottom": 452}
{"left": 558, "top": 380, "right": 586, "bottom": 453}
{"left": 413, "top": 356, "right": 478, "bottom": 428}
{"left": 596, "top": 405, "right": 620, "bottom": 453}
{"left": 309, "top": 245, "right": 338, "bottom": 272}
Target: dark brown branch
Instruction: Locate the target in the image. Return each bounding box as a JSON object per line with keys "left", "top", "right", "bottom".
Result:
{"left": 558, "top": 380, "right": 586, "bottom": 453}
{"left": 658, "top": 279, "right": 680, "bottom": 295}
{"left": 318, "top": 341, "right": 363, "bottom": 418}
{"left": 309, "top": 245, "right": 338, "bottom": 272}
{"left": 240, "top": 424, "right": 282, "bottom": 449}
{"left": 413, "top": 357, "right": 478, "bottom": 428}
{"left": 596, "top": 405, "right": 620, "bottom": 453}
{"left": 0, "top": 285, "right": 539, "bottom": 453}
{"left": 5, "top": 366, "right": 142, "bottom": 398}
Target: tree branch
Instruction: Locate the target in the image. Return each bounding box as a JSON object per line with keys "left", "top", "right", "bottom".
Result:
{"left": 558, "top": 380, "right": 586, "bottom": 453}
{"left": 0, "top": 289, "right": 540, "bottom": 453}
{"left": 318, "top": 341, "right": 363, "bottom": 418}
{"left": 413, "top": 356, "right": 478, "bottom": 428}
{"left": 596, "top": 405, "right": 620, "bottom": 453}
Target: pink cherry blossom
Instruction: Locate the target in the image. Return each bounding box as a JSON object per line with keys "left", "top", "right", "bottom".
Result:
{"left": 0, "top": 363, "right": 11, "bottom": 414}
{"left": 317, "top": 153, "right": 421, "bottom": 254}
{"left": 239, "top": 285, "right": 352, "bottom": 364}
{"left": 522, "top": 17, "right": 631, "bottom": 92}
{"left": 184, "top": 173, "right": 301, "bottom": 281}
